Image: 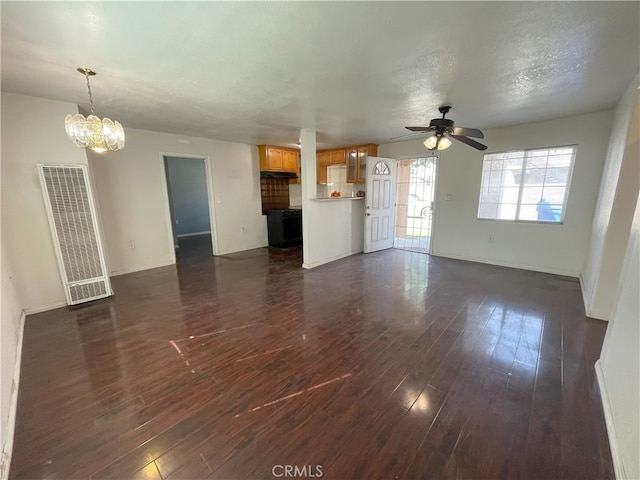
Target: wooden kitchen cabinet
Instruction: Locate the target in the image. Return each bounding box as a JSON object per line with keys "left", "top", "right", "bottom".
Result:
{"left": 318, "top": 148, "right": 346, "bottom": 166}
{"left": 316, "top": 151, "right": 330, "bottom": 184}
{"left": 316, "top": 149, "right": 345, "bottom": 184}
{"left": 317, "top": 151, "right": 331, "bottom": 167}
{"left": 347, "top": 144, "right": 378, "bottom": 183}
{"left": 316, "top": 144, "right": 377, "bottom": 184}
{"left": 258, "top": 145, "right": 299, "bottom": 173}
{"left": 317, "top": 163, "right": 327, "bottom": 184}
{"left": 330, "top": 149, "right": 346, "bottom": 164}
{"left": 282, "top": 150, "right": 298, "bottom": 171}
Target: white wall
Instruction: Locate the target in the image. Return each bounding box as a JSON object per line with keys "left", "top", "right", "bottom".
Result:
{"left": 582, "top": 74, "right": 640, "bottom": 320}
{"left": 597, "top": 193, "right": 640, "bottom": 480}
{"left": 302, "top": 199, "right": 365, "bottom": 268}
{"left": 0, "top": 246, "right": 23, "bottom": 479}
{"left": 89, "top": 127, "right": 266, "bottom": 275}
{"left": 380, "top": 110, "right": 612, "bottom": 277}
{"left": 589, "top": 74, "right": 640, "bottom": 479}
{"left": 1, "top": 92, "right": 89, "bottom": 311}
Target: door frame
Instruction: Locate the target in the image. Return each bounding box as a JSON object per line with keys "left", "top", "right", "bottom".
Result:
{"left": 394, "top": 153, "right": 440, "bottom": 254}
{"left": 159, "top": 152, "right": 220, "bottom": 262}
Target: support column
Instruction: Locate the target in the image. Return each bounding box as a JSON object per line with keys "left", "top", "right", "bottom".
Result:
{"left": 299, "top": 128, "right": 316, "bottom": 267}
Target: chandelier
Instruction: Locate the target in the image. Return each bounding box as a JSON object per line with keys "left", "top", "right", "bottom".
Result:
{"left": 65, "top": 67, "right": 125, "bottom": 153}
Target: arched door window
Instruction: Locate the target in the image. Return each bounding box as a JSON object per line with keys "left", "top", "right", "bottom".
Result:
{"left": 372, "top": 161, "right": 390, "bottom": 175}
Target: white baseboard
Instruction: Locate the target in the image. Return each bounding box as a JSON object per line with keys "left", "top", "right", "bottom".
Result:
{"left": 429, "top": 250, "right": 579, "bottom": 278}
{"left": 23, "top": 301, "right": 67, "bottom": 315}
{"left": 302, "top": 249, "right": 362, "bottom": 269}
{"left": 176, "top": 231, "right": 211, "bottom": 238}
{"left": 578, "top": 275, "right": 610, "bottom": 321}
{"left": 579, "top": 273, "right": 591, "bottom": 314}
{"left": 586, "top": 308, "right": 610, "bottom": 321}
{"left": 216, "top": 244, "right": 269, "bottom": 256}
{"left": 1, "top": 310, "right": 26, "bottom": 480}
{"left": 110, "top": 259, "right": 176, "bottom": 277}
{"left": 595, "top": 360, "right": 625, "bottom": 479}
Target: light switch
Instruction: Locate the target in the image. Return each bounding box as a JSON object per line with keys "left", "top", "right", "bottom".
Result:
{"left": 445, "top": 194, "right": 453, "bottom": 201}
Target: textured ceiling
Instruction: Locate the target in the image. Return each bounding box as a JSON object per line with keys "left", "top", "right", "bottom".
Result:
{"left": 2, "top": 2, "right": 639, "bottom": 149}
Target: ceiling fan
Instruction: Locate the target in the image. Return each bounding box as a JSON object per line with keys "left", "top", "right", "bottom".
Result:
{"left": 405, "top": 106, "right": 487, "bottom": 151}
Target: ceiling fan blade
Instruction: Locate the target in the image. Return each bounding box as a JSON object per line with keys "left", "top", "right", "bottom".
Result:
{"left": 451, "top": 126, "right": 484, "bottom": 138}
{"left": 450, "top": 134, "right": 488, "bottom": 151}
{"left": 390, "top": 132, "right": 428, "bottom": 140}
{"left": 405, "top": 126, "right": 435, "bottom": 132}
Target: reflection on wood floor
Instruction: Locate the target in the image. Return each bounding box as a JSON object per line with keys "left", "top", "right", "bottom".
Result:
{"left": 10, "top": 246, "right": 614, "bottom": 479}
{"left": 394, "top": 235, "right": 430, "bottom": 253}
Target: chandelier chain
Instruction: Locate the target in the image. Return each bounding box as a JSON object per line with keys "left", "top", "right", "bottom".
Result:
{"left": 84, "top": 73, "right": 96, "bottom": 115}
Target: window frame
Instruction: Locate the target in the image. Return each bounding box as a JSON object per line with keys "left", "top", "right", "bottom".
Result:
{"left": 476, "top": 144, "right": 577, "bottom": 225}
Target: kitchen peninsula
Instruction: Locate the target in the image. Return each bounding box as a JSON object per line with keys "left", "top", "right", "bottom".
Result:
{"left": 297, "top": 132, "right": 377, "bottom": 269}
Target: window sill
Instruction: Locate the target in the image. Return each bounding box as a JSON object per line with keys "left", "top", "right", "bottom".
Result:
{"left": 477, "top": 218, "right": 564, "bottom": 225}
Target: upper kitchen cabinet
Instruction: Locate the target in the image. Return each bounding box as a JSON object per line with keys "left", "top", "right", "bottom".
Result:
{"left": 258, "top": 145, "right": 299, "bottom": 173}
{"left": 316, "top": 148, "right": 346, "bottom": 184}
{"left": 282, "top": 150, "right": 298, "bottom": 171}
{"left": 317, "top": 144, "right": 377, "bottom": 184}
{"left": 317, "top": 151, "right": 330, "bottom": 184}
{"left": 330, "top": 149, "right": 346, "bottom": 165}
{"left": 317, "top": 151, "right": 331, "bottom": 168}
{"left": 346, "top": 144, "right": 378, "bottom": 183}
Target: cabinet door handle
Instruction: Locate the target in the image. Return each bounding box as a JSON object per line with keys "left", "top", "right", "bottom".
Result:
{"left": 365, "top": 213, "right": 371, "bottom": 216}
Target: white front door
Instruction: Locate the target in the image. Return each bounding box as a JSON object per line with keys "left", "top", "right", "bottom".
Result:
{"left": 364, "top": 157, "right": 397, "bottom": 253}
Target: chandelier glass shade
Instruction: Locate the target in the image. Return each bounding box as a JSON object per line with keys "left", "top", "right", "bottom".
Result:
{"left": 424, "top": 134, "right": 452, "bottom": 151}
{"left": 65, "top": 68, "right": 125, "bottom": 153}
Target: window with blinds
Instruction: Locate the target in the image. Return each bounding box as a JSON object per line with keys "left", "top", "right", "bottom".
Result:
{"left": 477, "top": 145, "right": 577, "bottom": 223}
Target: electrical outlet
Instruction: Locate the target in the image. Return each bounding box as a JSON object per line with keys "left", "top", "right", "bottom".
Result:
{"left": 129, "top": 241, "right": 136, "bottom": 249}
{"left": 241, "top": 227, "right": 246, "bottom": 233}
{"left": 488, "top": 235, "right": 494, "bottom": 242}
{"left": 445, "top": 194, "right": 453, "bottom": 201}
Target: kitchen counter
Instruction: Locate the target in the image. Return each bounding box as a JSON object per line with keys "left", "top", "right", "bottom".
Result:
{"left": 313, "top": 197, "right": 365, "bottom": 202}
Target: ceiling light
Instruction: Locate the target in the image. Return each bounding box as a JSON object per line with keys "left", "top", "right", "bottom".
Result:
{"left": 424, "top": 134, "right": 452, "bottom": 151}
{"left": 65, "top": 67, "right": 125, "bottom": 153}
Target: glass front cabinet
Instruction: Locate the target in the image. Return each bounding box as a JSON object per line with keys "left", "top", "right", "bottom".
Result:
{"left": 346, "top": 144, "right": 378, "bottom": 183}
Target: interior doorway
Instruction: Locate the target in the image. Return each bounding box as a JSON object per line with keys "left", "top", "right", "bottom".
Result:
{"left": 163, "top": 155, "right": 214, "bottom": 262}
{"left": 394, "top": 156, "right": 437, "bottom": 253}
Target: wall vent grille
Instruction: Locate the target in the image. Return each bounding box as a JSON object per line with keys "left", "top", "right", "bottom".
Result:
{"left": 39, "top": 165, "right": 111, "bottom": 305}
{"left": 69, "top": 280, "right": 108, "bottom": 303}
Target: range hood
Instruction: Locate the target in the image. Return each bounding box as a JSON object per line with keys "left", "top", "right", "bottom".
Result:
{"left": 260, "top": 171, "right": 297, "bottom": 179}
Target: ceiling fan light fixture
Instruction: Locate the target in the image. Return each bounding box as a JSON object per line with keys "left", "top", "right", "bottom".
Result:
{"left": 65, "top": 67, "right": 125, "bottom": 153}
{"left": 424, "top": 134, "right": 451, "bottom": 151}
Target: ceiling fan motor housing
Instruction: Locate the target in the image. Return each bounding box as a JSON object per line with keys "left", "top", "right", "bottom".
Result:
{"left": 429, "top": 118, "right": 454, "bottom": 134}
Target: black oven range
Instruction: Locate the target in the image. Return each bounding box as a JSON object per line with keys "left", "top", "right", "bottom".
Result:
{"left": 266, "top": 209, "right": 302, "bottom": 248}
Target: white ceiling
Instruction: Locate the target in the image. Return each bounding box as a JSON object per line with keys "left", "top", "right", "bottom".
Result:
{"left": 2, "top": 2, "right": 638, "bottom": 149}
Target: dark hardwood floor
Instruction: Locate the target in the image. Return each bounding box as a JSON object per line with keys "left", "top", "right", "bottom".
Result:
{"left": 10, "top": 246, "right": 613, "bottom": 479}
